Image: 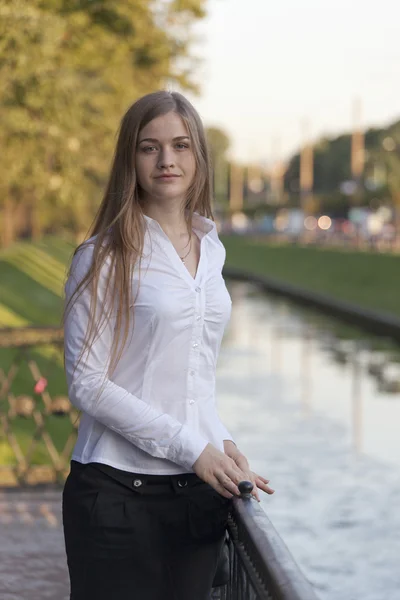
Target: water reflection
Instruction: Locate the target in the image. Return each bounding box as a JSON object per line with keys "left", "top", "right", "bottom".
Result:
{"left": 218, "top": 281, "right": 400, "bottom": 600}
{"left": 222, "top": 280, "right": 400, "bottom": 464}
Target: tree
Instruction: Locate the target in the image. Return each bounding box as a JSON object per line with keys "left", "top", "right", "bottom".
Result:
{"left": 0, "top": 0, "right": 208, "bottom": 246}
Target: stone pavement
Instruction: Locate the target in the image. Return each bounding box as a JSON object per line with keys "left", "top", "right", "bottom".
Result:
{"left": 0, "top": 488, "right": 69, "bottom": 600}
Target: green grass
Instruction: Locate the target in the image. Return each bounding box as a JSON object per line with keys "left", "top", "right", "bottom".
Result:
{"left": 0, "top": 236, "right": 76, "bottom": 467}
{"left": 0, "top": 236, "right": 76, "bottom": 327}
{"left": 221, "top": 236, "right": 400, "bottom": 319}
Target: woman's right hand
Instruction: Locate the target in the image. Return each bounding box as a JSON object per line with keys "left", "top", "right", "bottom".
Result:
{"left": 192, "top": 443, "right": 248, "bottom": 498}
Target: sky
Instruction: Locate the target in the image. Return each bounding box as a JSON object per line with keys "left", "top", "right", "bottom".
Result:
{"left": 183, "top": 0, "right": 400, "bottom": 164}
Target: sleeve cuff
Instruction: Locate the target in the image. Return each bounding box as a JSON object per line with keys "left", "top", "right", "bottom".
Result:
{"left": 173, "top": 425, "right": 209, "bottom": 471}
{"left": 223, "top": 437, "right": 236, "bottom": 445}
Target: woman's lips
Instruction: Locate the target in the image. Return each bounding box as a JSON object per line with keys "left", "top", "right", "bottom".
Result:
{"left": 155, "top": 175, "right": 180, "bottom": 181}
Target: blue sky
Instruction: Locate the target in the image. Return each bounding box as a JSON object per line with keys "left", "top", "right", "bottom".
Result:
{"left": 183, "top": 0, "right": 400, "bottom": 163}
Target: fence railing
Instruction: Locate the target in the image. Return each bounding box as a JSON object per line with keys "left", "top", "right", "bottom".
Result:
{"left": 0, "top": 327, "right": 320, "bottom": 599}
{"left": 211, "top": 482, "right": 320, "bottom": 600}
{"left": 0, "top": 327, "right": 77, "bottom": 486}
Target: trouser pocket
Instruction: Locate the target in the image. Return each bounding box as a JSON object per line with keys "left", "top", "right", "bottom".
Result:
{"left": 187, "top": 487, "right": 231, "bottom": 543}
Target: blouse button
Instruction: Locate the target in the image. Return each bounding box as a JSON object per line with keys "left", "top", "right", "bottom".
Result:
{"left": 192, "top": 342, "right": 198, "bottom": 348}
{"left": 133, "top": 479, "right": 143, "bottom": 488}
{"left": 190, "top": 370, "right": 195, "bottom": 376}
{"left": 189, "top": 399, "right": 195, "bottom": 404}
{"left": 196, "top": 315, "right": 201, "bottom": 320}
{"left": 195, "top": 286, "right": 201, "bottom": 293}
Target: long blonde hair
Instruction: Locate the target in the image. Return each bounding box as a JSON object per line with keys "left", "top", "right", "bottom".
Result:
{"left": 63, "top": 90, "right": 214, "bottom": 378}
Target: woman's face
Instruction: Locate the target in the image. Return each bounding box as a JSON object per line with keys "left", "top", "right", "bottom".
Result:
{"left": 135, "top": 111, "right": 196, "bottom": 205}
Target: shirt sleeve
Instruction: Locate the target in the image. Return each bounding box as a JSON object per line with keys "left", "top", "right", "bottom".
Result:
{"left": 63, "top": 243, "right": 209, "bottom": 472}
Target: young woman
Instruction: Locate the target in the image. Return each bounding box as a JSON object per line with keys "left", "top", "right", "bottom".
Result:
{"left": 62, "top": 90, "right": 274, "bottom": 600}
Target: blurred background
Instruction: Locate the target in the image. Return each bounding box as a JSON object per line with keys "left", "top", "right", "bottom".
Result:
{"left": 1, "top": 1, "right": 399, "bottom": 599}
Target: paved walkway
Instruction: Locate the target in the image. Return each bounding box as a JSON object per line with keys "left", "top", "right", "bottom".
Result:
{"left": 0, "top": 489, "right": 69, "bottom": 600}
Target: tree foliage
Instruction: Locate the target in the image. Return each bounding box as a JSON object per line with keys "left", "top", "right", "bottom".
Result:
{"left": 0, "top": 0, "right": 207, "bottom": 244}
{"left": 284, "top": 117, "right": 400, "bottom": 212}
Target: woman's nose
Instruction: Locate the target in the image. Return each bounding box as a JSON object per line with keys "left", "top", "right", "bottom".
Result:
{"left": 157, "top": 148, "right": 175, "bottom": 169}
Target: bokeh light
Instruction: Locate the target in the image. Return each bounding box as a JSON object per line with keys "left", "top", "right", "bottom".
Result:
{"left": 304, "top": 216, "right": 317, "bottom": 231}
{"left": 318, "top": 216, "right": 332, "bottom": 230}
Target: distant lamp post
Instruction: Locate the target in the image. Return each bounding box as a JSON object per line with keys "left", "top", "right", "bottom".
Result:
{"left": 300, "top": 120, "right": 314, "bottom": 214}
{"left": 229, "top": 163, "right": 244, "bottom": 212}
{"left": 351, "top": 98, "right": 365, "bottom": 200}
{"left": 270, "top": 161, "right": 285, "bottom": 205}
{"left": 269, "top": 135, "right": 284, "bottom": 205}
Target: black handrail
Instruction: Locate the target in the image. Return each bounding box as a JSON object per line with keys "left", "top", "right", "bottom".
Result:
{"left": 214, "top": 481, "right": 320, "bottom": 600}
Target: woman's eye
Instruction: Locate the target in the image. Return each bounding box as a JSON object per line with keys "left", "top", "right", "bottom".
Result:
{"left": 140, "top": 143, "right": 189, "bottom": 153}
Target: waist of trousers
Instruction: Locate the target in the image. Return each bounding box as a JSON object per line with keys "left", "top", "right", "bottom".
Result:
{"left": 71, "top": 460, "right": 206, "bottom": 496}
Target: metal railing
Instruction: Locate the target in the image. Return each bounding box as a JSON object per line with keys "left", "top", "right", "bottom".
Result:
{"left": 211, "top": 482, "right": 319, "bottom": 600}
{"left": 0, "top": 327, "right": 77, "bottom": 486}
{"left": 0, "top": 327, "right": 320, "bottom": 599}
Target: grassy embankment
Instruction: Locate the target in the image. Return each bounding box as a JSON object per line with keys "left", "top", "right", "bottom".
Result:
{"left": 221, "top": 235, "right": 400, "bottom": 320}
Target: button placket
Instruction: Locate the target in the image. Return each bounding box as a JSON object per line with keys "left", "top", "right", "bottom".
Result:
{"left": 188, "top": 281, "right": 204, "bottom": 407}
{"left": 192, "top": 288, "right": 201, "bottom": 349}
{"left": 194, "top": 283, "right": 204, "bottom": 328}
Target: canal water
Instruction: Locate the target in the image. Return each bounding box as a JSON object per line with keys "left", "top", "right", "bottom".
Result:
{"left": 219, "top": 280, "right": 400, "bottom": 600}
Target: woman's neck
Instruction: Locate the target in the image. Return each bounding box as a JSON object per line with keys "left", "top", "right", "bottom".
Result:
{"left": 143, "top": 204, "right": 190, "bottom": 237}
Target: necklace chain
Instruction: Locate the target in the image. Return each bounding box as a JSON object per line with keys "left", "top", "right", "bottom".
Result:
{"left": 179, "top": 238, "right": 192, "bottom": 264}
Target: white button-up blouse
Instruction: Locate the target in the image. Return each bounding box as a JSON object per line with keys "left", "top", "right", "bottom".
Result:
{"left": 64, "top": 211, "right": 234, "bottom": 475}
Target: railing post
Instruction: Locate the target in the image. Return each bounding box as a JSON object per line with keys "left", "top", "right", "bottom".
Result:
{"left": 238, "top": 480, "right": 254, "bottom": 500}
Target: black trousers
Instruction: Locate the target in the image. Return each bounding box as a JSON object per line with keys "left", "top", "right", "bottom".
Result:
{"left": 62, "top": 460, "right": 231, "bottom": 600}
